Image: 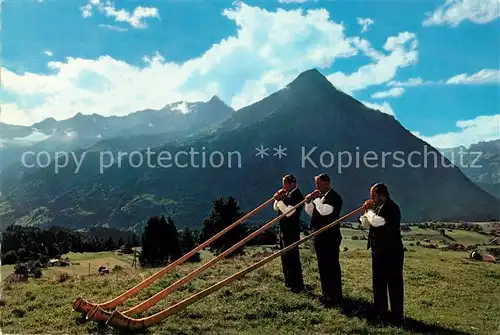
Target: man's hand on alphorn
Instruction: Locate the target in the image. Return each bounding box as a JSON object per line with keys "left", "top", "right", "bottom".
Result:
{"left": 274, "top": 189, "right": 286, "bottom": 201}
{"left": 305, "top": 190, "right": 321, "bottom": 202}
{"left": 363, "top": 199, "right": 375, "bottom": 211}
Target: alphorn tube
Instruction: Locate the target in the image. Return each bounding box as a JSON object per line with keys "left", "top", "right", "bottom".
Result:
{"left": 88, "top": 198, "right": 308, "bottom": 322}
{"left": 73, "top": 197, "right": 275, "bottom": 317}
{"left": 106, "top": 205, "right": 365, "bottom": 330}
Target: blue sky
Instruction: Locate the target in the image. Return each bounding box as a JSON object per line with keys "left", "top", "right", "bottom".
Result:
{"left": 1, "top": 0, "right": 499, "bottom": 148}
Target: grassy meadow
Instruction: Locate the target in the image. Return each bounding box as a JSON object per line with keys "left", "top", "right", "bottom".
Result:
{"left": 1, "top": 227, "right": 499, "bottom": 335}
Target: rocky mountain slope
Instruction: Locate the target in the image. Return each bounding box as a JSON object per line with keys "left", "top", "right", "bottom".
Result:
{"left": 2, "top": 69, "right": 499, "bottom": 230}
{"left": 440, "top": 139, "right": 500, "bottom": 198}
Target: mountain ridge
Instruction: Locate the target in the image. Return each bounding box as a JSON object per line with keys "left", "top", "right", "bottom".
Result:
{"left": 1, "top": 68, "right": 498, "bottom": 230}
{"left": 1, "top": 95, "right": 228, "bottom": 129}
{"left": 0, "top": 95, "right": 235, "bottom": 171}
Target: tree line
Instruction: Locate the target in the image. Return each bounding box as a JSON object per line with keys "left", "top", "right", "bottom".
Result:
{"left": 1, "top": 196, "right": 279, "bottom": 270}
{"left": 1, "top": 225, "right": 141, "bottom": 265}
{"left": 139, "top": 196, "right": 278, "bottom": 267}
{"left": 406, "top": 221, "right": 485, "bottom": 232}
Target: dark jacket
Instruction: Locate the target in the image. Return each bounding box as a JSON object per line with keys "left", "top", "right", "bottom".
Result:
{"left": 367, "top": 198, "right": 403, "bottom": 252}
{"left": 309, "top": 188, "right": 343, "bottom": 240}
{"left": 277, "top": 188, "right": 304, "bottom": 233}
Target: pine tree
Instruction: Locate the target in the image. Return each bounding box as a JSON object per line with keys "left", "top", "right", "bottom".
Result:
{"left": 139, "top": 215, "right": 182, "bottom": 267}
{"left": 164, "top": 216, "right": 181, "bottom": 262}
{"left": 131, "top": 234, "right": 139, "bottom": 247}
{"left": 180, "top": 228, "right": 201, "bottom": 262}
{"left": 201, "top": 197, "right": 247, "bottom": 256}
{"left": 104, "top": 236, "right": 116, "bottom": 251}
{"left": 140, "top": 216, "right": 166, "bottom": 267}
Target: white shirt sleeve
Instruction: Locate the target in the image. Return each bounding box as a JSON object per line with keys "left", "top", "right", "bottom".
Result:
{"left": 276, "top": 200, "right": 296, "bottom": 217}
{"left": 364, "top": 209, "right": 386, "bottom": 227}
{"left": 305, "top": 202, "right": 314, "bottom": 216}
{"left": 273, "top": 200, "right": 280, "bottom": 212}
{"left": 312, "top": 198, "right": 333, "bottom": 216}
{"left": 359, "top": 214, "right": 371, "bottom": 229}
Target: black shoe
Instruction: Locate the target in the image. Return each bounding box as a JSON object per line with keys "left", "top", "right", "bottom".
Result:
{"left": 389, "top": 314, "right": 405, "bottom": 327}
{"left": 319, "top": 296, "right": 341, "bottom": 307}
{"left": 290, "top": 286, "right": 304, "bottom": 293}
{"left": 370, "top": 310, "right": 390, "bottom": 325}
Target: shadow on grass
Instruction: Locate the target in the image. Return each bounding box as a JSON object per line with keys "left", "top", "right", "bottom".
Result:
{"left": 74, "top": 290, "right": 473, "bottom": 335}
{"left": 338, "top": 297, "right": 473, "bottom": 335}
{"left": 75, "top": 312, "right": 150, "bottom": 335}
{"left": 300, "top": 287, "right": 472, "bottom": 335}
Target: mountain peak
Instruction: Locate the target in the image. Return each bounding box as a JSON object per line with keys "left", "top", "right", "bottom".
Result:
{"left": 290, "top": 68, "right": 330, "bottom": 85}
{"left": 32, "top": 117, "right": 57, "bottom": 128}
{"left": 286, "top": 68, "right": 337, "bottom": 95}
{"left": 208, "top": 95, "right": 224, "bottom": 104}
{"left": 296, "top": 68, "right": 325, "bottom": 79}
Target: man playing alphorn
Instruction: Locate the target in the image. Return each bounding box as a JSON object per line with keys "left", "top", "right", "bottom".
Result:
{"left": 360, "top": 183, "right": 404, "bottom": 325}
{"left": 273, "top": 174, "right": 305, "bottom": 293}
{"left": 305, "top": 173, "right": 343, "bottom": 306}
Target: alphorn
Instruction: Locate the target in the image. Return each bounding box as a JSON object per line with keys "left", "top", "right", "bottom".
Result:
{"left": 106, "top": 205, "right": 366, "bottom": 330}
{"left": 73, "top": 196, "right": 274, "bottom": 317}
{"left": 86, "top": 198, "right": 307, "bottom": 322}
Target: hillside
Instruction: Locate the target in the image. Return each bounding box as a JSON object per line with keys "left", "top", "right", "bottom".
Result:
{"left": 1, "top": 69, "right": 499, "bottom": 230}
{"left": 1, "top": 235, "right": 500, "bottom": 335}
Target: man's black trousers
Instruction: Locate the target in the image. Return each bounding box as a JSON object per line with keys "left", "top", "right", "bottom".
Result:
{"left": 313, "top": 230, "right": 342, "bottom": 303}
{"left": 371, "top": 248, "right": 404, "bottom": 322}
{"left": 279, "top": 227, "right": 304, "bottom": 292}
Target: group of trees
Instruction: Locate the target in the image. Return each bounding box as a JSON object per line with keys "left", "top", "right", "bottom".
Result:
{"left": 2, "top": 196, "right": 280, "bottom": 271}
{"left": 139, "top": 215, "right": 198, "bottom": 267}
{"left": 407, "top": 221, "right": 484, "bottom": 232}
{"left": 1, "top": 225, "right": 140, "bottom": 265}
{"left": 139, "top": 196, "right": 278, "bottom": 267}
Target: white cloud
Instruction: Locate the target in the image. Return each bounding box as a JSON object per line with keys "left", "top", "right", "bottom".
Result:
{"left": 371, "top": 87, "right": 405, "bottom": 99}
{"left": 423, "top": 0, "right": 500, "bottom": 27}
{"left": 2, "top": 2, "right": 417, "bottom": 126}
{"left": 361, "top": 101, "right": 395, "bottom": 116}
{"left": 327, "top": 32, "right": 418, "bottom": 95}
{"left": 98, "top": 24, "right": 128, "bottom": 32}
{"left": 0, "top": 130, "right": 51, "bottom": 147}
{"left": 413, "top": 114, "right": 500, "bottom": 148}
{"left": 357, "top": 17, "right": 374, "bottom": 33}
{"left": 446, "top": 69, "right": 499, "bottom": 84}
{"left": 171, "top": 101, "right": 191, "bottom": 114}
{"left": 388, "top": 77, "right": 426, "bottom": 87}
{"left": 80, "top": 0, "right": 159, "bottom": 28}
{"left": 278, "top": 0, "right": 309, "bottom": 3}
{"left": 389, "top": 69, "right": 499, "bottom": 87}
{"left": 0, "top": 103, "right": 35, "bottom": 126}
{"left": 349, "top": 37, "right": 384, "bottom": 60}
{"left": 43, "top": 49, "right": 53, "bottom": 57}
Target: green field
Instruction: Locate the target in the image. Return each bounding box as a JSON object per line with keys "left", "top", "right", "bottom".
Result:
{"left": 1, "top": 228, "right": 499, "bottom": 335}
{"left": 1, "top": 251, "right": 136, "bottom": 281}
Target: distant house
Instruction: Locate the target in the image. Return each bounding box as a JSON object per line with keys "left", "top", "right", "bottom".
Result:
{"left": 401, "top": 224, "right": 411, "bottom": 232}
{"left": 117, "top": 244, "right": 134, "bottom": 254}
{"left": 48, "top": 259, "right": 70, "bottom": 267}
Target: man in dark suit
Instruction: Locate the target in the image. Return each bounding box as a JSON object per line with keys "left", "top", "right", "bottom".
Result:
{"left": 273, "top": 174, "right": 305, "bottom": 293}
{"left": 305, "top": 173, "right": 343, "bottom": 306}
{"left": 360, "top": 183, "right": 405, "bottom": 325}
